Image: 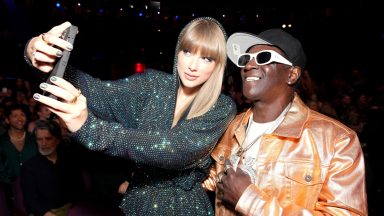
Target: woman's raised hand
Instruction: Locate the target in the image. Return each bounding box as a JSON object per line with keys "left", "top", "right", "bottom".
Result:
{"left": 33, "top": 76, "right": 88, "bottom": 133}
{"left": 27, "top": 21, "right": 75, "bottom": 72}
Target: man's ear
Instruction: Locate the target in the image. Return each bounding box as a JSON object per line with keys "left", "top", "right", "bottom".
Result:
{"left": 287, "top": 67, "right": 301, "bottom": 85}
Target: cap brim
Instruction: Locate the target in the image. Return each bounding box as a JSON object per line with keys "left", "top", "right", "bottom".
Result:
{"left": 227, "top": 32, "right": 271, "bottom": 65}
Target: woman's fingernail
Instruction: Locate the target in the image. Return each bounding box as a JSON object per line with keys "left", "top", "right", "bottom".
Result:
{"left": 40, "top": 83, "right": 48, "bottom": 89}
{"left": 56, "top": 50, "right": 63, "bottom": 57}
{"left": 50, "top": 76, "right": 57, "bottom": 82}
{"left": 33, "top": 93, "right": 40, "bottom": 100}
{"left": 66, "top": 44, "right": 73, "bottom": 51}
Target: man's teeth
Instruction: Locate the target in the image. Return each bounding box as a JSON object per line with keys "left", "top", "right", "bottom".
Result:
{"left": 246, "top": 77, "right": 260, "bottom": 81}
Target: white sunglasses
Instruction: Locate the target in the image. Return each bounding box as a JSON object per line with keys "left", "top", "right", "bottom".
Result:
{"left": 236, "top": 50, "right": 293, "bottom": 67}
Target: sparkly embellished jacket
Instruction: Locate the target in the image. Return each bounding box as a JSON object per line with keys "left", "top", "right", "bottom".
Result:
{"left": 204, "top": 94, "right": 368, "bottom": 216}
{"left": 65, "top": 18, "right": 237, "bottom": 215}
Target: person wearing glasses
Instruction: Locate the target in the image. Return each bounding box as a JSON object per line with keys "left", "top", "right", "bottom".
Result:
{"left": 203, "top": 29, "right": 368, "bottom": 215}
{"left": 23, "top": 17, "right": 236, "bottom": 215}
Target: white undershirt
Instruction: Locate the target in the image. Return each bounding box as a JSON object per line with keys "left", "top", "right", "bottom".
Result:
{"left": 243, "top": 104, "right": 291, "bottom": 159}
{"left": 244, "top": 119, "right": 276, "bottom": 158}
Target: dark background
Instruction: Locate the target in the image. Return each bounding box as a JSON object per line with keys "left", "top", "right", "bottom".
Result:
{"left": 1, "top": 0, "right": 384, "bottom": 82}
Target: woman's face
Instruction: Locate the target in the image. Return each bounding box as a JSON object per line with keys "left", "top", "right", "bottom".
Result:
{"left": 177, "top": 49, "right": 216, "bottom": 89}
{"left": 37, "top": 105, "right": 52, "bottom": 120}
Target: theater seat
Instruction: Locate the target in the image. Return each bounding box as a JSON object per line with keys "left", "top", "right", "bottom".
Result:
{"left": 13, "top": 176, "right": 28, "bottom": 216}
{"left": 68, "top": 201, "right": 124, "bottom": 216}
{"left": 0, "top": 186, "right": 9, "bottom": 216}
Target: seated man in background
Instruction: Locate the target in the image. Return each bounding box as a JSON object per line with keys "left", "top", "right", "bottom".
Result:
{"left": 21, "top": 120, "right": 85, "bottom": 216}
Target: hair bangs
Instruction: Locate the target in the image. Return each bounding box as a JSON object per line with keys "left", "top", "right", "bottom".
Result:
{"left": 178, "top": 23, "right": 224, "bottom": 62}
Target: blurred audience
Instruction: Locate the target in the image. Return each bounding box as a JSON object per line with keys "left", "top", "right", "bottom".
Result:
{"left": 21, "top": 120, "right": 86, "bottom": 216}
{"left": 28, "top": 103, "right": 54, "bottom": 133}
{"left": 0, "top": 104, "right": 38, "bottom": 215}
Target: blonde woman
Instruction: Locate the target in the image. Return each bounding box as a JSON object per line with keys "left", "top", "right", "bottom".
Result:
{"left": 24, "top": 17, "right": 236, "bottom": 215}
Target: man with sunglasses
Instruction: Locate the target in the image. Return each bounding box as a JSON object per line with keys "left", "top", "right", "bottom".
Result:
{"left": 203, "top": 29, "right": 368, "bottom": 215}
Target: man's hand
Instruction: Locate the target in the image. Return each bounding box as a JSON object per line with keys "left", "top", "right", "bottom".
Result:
{"left": 217, "top": 160, "right": 253, "bottom": 208}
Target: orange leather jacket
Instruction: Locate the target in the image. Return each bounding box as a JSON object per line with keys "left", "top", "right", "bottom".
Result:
{"left": 203, "top": 94, "right": 367, "bottom": 216}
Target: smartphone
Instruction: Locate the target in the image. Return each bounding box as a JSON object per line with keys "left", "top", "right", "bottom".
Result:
{"left": 45, "top": 25, "right": 78, "bottom": 99}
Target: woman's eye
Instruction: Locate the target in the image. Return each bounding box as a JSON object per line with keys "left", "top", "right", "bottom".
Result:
{"left": 202, "top": 57, "right": 214, "bottom": 62}
{"left": 182, "top": 49, "right": 191, "bottom": 55}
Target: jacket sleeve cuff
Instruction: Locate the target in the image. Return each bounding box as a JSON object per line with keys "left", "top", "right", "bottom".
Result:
{"left": 23, "top": 38, "right": 33, "bottom": 67}
{"left": 235, "top": 184, "right": 269, "bottom": 215}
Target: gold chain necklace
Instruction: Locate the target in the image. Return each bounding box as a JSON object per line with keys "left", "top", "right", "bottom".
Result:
{"left": 9, "top": 131, "right": 26, "bottom": 142}
{"left": 230, "top": 102, "right": 292, "bottom": 169}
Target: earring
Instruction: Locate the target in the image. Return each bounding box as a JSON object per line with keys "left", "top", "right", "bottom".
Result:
{"left": 287, "top": 74, "right": 292, "bottom": 84}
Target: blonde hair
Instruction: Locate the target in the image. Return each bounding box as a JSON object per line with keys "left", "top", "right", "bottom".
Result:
{"left": 174, "top": 18, "right": 227, "bottom": 124}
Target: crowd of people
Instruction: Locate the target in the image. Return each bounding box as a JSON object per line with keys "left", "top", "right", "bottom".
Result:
{"left": 1, "top": 15, "right": 383, "bottom": 216}
{"left": 0, "top": 79, "right": 131, "bottom": 215}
